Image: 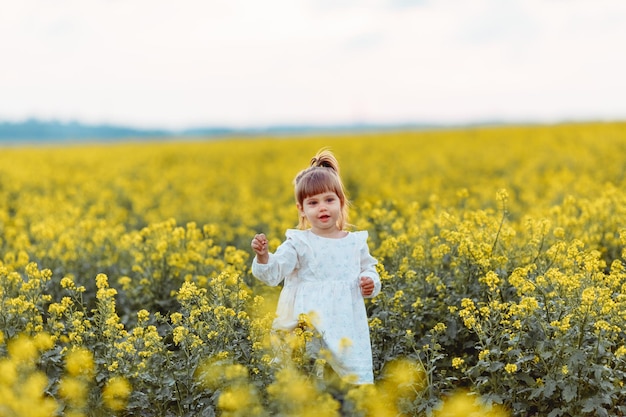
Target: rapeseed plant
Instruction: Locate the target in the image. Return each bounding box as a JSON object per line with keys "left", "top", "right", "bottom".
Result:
{"left": 1, "top": 123, "right": 626, "bottom": 415}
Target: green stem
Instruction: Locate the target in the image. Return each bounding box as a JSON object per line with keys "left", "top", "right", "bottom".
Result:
{"left": 491, "top": 199, "right": 508, "bottom": 257}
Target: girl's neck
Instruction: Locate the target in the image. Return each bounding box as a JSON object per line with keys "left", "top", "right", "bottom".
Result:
{"left": 310, "top": 228, "right": 348, "bottom": 239}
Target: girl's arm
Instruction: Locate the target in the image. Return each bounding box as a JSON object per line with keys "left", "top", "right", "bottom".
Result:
{"left": 251, "top": 233, "right": 269, "bottom": 263}
{"left": 359, "top": 240, "right": 381, "bottom": 298}
{"left": 251, "top": 235, "right": 298, "bottom": 287}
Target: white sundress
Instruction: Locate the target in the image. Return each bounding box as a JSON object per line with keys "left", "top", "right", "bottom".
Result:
{"left": 251, "top": 229, "right": 381, "bottom": 384}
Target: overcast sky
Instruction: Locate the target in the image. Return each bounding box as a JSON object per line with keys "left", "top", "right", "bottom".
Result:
{"left": 1, "top": 0, "right": 625, "bottom": 129}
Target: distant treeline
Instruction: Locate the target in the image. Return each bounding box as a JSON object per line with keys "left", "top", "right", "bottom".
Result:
{"left": 0, "top": 118, "right": 528, "bottom": 143}
{"left": 0, "top": 119, "right": 229, "bottom": 142}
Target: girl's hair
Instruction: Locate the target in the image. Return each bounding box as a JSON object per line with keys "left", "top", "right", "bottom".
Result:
{"left": 293, "top": 149, "right": 350, "bottom": 230}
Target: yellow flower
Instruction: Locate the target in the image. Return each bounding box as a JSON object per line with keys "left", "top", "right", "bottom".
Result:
{"left": 170, "top": 312, "right": 183, "bottom": 325}
{"left": 346, "top": 384, "right": 393, "bottom": 417}
{"left": 102, "top": 376, "right": 131, "bottom": 411}
{"left": 520, "top": 296, "right": 538, "bottom": 312}
{"left": 496, "top": 188, "right": 509, "bottom": 206}
{"left": 172, "top": 326, "right": 188, "bottom": 345}
{"left": 61, "top": 276, "right": 76, "bottom": 289}
{"left": 33, "top": 332, "right": 54, "bottom": 351}
{"left": 553, "top": 227, "right": 565, "bottom": 239}
{"left": 95, "top": 273, "right": 109, "bottom": 289}
{"left": 65, "top": 347, "right": 94, "bottom": 378}
{"left": 550, "top": 315, "right": 571, "bottom": 333}
{"left": 48, "top": 297, "right": 72, "bottom": 315}
{"left": 297, "top": 313, "right": 313, "bottom": 329}
{"left": 117, "top": 276, "right": 132, "bottom": 290}
{"left": 267, "top": 366, "right": 317, "bottom": 405}
{"left": 433, "top": 322, "right": 447, "bottom": 333}
{"left": 59, "top": 377, "right": 88, "bottom": 407}
{"left": 479, "top": 271, "right": 501, "bottom": 291}
{"left": 339, "top": 337, "right": 353, "bottom": 351}
{"left": 435, "top": 389, "right": 508, "bottom": 417}
{"left": 216, "top": 351, "right": 229, "bottom": 360}
{"left": 594, "top": 320, "right": 614, "bottom": 334}
{"left": 137, "top": 309, "right": 150, "bottom": 323}
{"left": 452, "top": 357, "right": 465, "bottom": 369}
{"left": 7, "top": 334, "right": 38, "bottom": 364}
{"left": 379, "top": 358, "right": 426, "bottom": 399}
{"left": 369, "top": 317, "right": 382, "bottom": 329}
{"left": 218, "top": 385, "right": 256, "bottom": 412}
{"left": 505, "top": 363, "right": 518, "bottom": 374}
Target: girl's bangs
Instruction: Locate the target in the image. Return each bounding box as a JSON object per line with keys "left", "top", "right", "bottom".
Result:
{"left": 296, "top": 170, "right": 343, "bottom": 203}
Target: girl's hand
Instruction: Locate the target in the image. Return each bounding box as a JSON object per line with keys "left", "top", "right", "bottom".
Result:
{"left": 251, "top": 233, "right": 269, "bottom": 264}
{"left": 360, "top": 276, "right": 375, "bottom": 297}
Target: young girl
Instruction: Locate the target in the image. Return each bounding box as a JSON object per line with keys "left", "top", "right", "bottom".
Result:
{"left": 250, "top": 149, "right": 381, "bottom": 384}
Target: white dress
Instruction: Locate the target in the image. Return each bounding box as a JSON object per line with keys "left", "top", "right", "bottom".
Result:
{"left": 252, "top": 229, "right": 381, "bottom": 384}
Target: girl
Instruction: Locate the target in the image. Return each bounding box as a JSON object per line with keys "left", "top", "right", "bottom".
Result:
{"left": 250, "top": 149, "right": 381, "bottom": 384}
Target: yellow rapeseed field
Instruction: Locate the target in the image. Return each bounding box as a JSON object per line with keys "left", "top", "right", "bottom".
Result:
{"left": 1, "top": 122, "right": 626, "bottom": 416}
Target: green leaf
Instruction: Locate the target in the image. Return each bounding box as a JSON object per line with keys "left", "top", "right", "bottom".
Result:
{"left": 562, "top": 384, "right": 576, "bottom": 402}
{"left": 543, "top": 379, "right": 557, "bottom": 397}
{"left": 582, "top": 398, "right": 602, "bottom": 413}
{"left": 547, "top": 408, "right": 563, "bottom": 417}
{"left": 488, "top": 361, "right": 504, "bottom": 372}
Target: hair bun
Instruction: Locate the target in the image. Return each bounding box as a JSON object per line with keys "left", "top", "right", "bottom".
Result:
{"left": 310, "top": 149, "right": 340, "bottom": 173}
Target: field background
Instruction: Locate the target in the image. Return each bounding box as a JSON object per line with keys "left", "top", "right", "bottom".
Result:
{"left": 1, "top": 122, "right": 626, "bottom": 416}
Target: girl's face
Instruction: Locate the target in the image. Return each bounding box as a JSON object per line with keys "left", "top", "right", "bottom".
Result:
{"left": 297, "top": 191, "right": 343, "bottom": 237}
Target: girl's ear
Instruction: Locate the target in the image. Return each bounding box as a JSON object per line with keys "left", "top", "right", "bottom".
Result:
{"left": 296, "top": 203, "right": 307, "bottom": 227}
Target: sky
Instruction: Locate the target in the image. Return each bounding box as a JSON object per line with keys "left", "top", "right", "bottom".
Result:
{"left": 1, "top": 0, "right": 626, "bottom": 130}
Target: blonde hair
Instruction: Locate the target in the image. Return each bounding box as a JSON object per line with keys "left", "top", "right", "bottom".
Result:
{"left": 293, "top": 149, "right": 350, "bottom": 230}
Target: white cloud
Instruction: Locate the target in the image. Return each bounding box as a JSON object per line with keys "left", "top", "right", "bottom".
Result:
{"left": 1, "top": 0, "right": 625, "bottom": 128}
